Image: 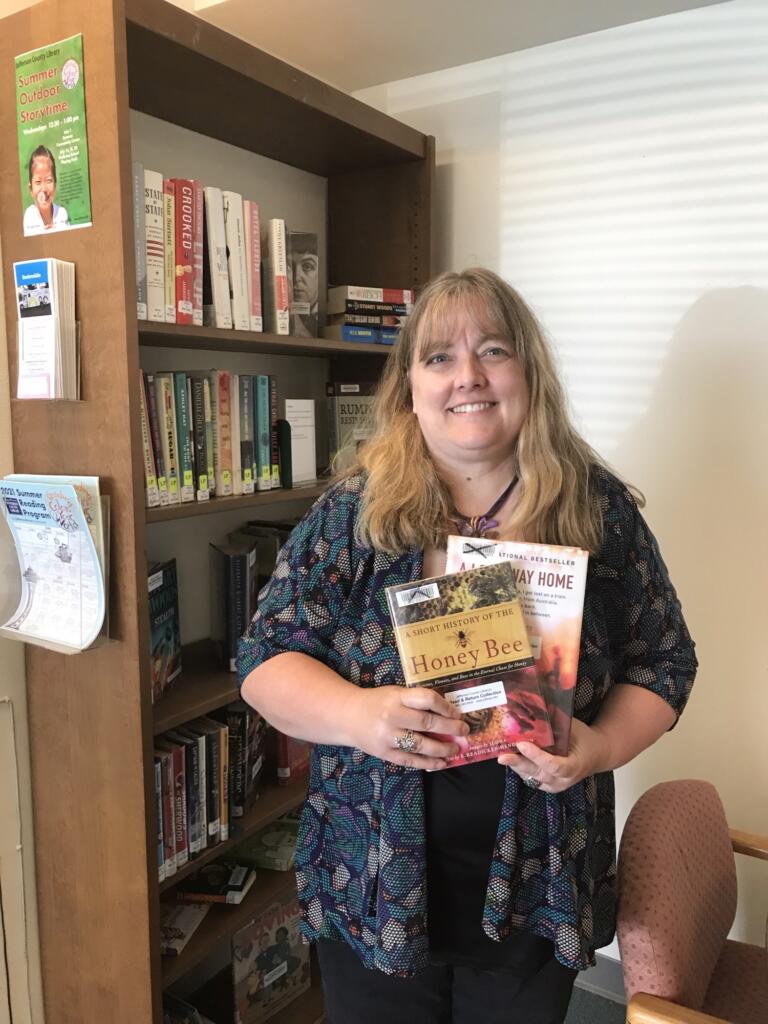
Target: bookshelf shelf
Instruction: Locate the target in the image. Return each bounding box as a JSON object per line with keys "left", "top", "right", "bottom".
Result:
{"left": 161, "top": 869, "right": 296, "bottom": 986}
{"left": 158, "top": 774, "right": 307, "bottom": 893}
{"left": 145, "top": 482, "right": 326, "bottom": 524}
{"left": 153, "top": 641, "right": 236, "bottom": 733}
{"left": 138, "top": 321, "right": 390, "bottom": 359}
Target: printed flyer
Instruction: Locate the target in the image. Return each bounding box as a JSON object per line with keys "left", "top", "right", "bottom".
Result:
{"left": 16, "top": 33, "right": 92, "bottom": 236}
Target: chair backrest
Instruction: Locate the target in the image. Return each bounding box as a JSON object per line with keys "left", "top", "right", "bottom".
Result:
{"left": 617, "top": 779, "right": 737, "bottom": 1009}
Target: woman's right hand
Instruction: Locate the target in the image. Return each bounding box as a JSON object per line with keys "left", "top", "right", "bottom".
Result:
{"left": 346, "top": 685, "right": 470, "bottom": 770}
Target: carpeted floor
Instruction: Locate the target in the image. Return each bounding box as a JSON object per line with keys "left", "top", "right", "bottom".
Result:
{"left": 566, "top": 986, "right": 626, "bottom": 1023}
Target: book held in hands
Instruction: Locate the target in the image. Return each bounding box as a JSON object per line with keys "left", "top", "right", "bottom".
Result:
{"left": 446, "top": 536, "right": 589, "bottom": 755}
{"left": 386, "top": 562, "right": 553, "bottom": 767}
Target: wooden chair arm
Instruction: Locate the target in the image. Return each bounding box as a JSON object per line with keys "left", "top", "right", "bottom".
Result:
{"left": 730, "top": 828, "right": 768, "bottom": 861}
{"left": 627, "top": 993, "right": 725, "bottom": 1024}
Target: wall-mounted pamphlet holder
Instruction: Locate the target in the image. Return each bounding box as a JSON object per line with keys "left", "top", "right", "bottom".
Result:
{"left": 14, "top": 257, "right": 79, "bottom": 400}
{"left": 0, "top": 474, "right": 110, "bottom": 654}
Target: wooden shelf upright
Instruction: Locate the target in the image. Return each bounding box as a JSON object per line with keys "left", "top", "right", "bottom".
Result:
{"left": 0, "top": 1, "right": 432, "bottom": 1021}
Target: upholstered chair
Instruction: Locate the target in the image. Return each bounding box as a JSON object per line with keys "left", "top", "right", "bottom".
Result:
{"left": 617, "top": 779, "right": 768, "bottom": 1024}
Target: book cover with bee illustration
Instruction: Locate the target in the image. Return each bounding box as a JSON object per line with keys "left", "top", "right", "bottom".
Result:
{"left": 445, "top": 536, "right": 589, "bottom": 756}
{"left": 386, "top": 562, "right": 553, "bottom": 767}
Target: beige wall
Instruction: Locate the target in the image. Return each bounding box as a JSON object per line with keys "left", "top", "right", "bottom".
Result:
{"left": 355, "top": 0, "right": 768, "bottom": 960}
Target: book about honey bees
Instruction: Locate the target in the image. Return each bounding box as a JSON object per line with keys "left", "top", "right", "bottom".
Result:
{"left": 445, "top": 536, "right": 589, "bottom": 756}
{"left": 385, "top": 562, "right": 553, "bottom": 767}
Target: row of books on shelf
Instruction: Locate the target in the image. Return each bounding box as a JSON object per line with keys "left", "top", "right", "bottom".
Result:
{"left": 133, "top": 164, "right": 319, "bottom": 337}
{"left": 133, "top": 164, "right": 414, "bottom": 347}
{"left": 161, "top": 883, "right": 310, "bottom": 1024}
{"left": 138, "top": 366, "right": 320, "bottom": 510}
{"left": 154, "top": 697, "right": 310, "bottom": 884}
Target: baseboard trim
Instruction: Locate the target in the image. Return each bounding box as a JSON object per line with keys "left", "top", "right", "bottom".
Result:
{"left": 575, "top": 953, "right": 626, "bottom": 1004}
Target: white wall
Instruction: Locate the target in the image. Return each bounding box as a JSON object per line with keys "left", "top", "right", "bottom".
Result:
{"left": 356, "top": 0, "right": 768, "bottom": 957}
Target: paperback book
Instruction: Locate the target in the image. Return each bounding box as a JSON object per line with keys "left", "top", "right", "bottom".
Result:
{"left": 148, "top": 558, "right": 182, "bottom": 703}
{"left": 386, "top": 562, "right": 553, "bottom": 767}
{"left": 445, "top": 536, "right": 589, "bottom": 755}
{"left": 326, "top": 381, "right": 375, "bottom": 468}
{"left": 287, "top": 230, "right": 318, "bottom": 337}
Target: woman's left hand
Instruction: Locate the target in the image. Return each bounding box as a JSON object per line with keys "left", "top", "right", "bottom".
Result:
{"left": 497, "top": 718, "right": 612, "bottom": 793}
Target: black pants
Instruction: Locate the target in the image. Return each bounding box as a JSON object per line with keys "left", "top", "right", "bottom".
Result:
{"left": 317, "top": 937, "right": 577, "bottom": 1024}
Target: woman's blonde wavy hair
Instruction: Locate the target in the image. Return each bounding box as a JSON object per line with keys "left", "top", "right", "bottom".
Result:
{"left": 346, "top": 268, "right": 635, "bottom": 555}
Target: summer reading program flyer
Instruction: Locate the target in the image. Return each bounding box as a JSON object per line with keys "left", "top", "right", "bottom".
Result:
{"left": 15, "top": 33, "right": 92, "bottom": 236}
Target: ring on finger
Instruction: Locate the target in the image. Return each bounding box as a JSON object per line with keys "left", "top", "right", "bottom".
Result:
{"left": 524, "top": 775, "right": 542, "bottom": 790}
{"left": 394, "top": 728, "right": 418, "bottom": 753}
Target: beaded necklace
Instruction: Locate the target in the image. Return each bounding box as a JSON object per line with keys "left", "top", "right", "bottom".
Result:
{"left": 451, "top": 474, "right": 519, "bottom": 537}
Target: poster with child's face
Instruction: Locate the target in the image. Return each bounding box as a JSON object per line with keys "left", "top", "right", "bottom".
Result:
{"left": 15, "top": 34, "right": 92, "bottom": 236}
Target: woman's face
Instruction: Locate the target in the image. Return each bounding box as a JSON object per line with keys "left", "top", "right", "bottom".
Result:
{"left": 409, "top": 300, "right": 529, "bottom": 469}
{"left": 29, "top": 156, "right": 56, "bottom": 219}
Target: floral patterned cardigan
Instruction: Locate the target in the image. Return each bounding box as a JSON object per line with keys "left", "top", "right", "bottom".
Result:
{"left": 237, "top": 468, "right": 697, "bottom": 976}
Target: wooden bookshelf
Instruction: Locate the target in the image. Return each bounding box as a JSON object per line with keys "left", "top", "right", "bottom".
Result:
{"left": 0, "top": 0, "right": 432, "bottom": 1020}
{"left": 158, "top": 775, "right": 307, "bottom": 893}
{"left": 161, "top": 869, "right": 296, "bottom": 986}
{"left": 146, "top": 482, "right": 327, "bottom": 524}
{"left": 138, "top": 321, "right": 390, "bottom": 359}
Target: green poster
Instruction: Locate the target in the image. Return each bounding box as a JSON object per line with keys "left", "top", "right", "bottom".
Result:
{"left": 16, "top": 34, "right": 92, "bottom": 236}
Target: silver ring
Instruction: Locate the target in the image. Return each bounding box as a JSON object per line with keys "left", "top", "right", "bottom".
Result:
{"left": 394, "top": 729, "right": 418, "bottom": 753}
{"left": 524, "top": 775, "right": 542, "bottom": 790}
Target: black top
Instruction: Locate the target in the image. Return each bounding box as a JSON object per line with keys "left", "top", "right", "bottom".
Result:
{"left": 426, "top": 759, "right": 553, "bottom": 970}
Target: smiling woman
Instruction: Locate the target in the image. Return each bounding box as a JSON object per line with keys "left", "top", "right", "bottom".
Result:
{"left": 237, "top": 267, "right": 697, "bottom": 1024}
{"left": 409, "top": 304, "right": 530, "bottom": 474}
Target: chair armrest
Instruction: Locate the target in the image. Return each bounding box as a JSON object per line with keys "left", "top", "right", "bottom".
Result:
{"left": 730, "top": 828, "right": 768, "bottom": 861}
{"left": 627, "top": 993, "right": 726, "bottom": 1024}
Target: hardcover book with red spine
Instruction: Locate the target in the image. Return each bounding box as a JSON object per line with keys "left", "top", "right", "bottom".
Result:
{"left": 155, "top": 738, "right": 189, "bottom": 868}
{"left": 243, "top": 198, "right": 262, "bottom": 332}
{"left": 172, "top": 178, "right": 195, "bottom": 324}
{"left": 154, "top": 748, "right": 176, "bottom": 876}
{"left": 327, "top": 284, "right": 415, "bottom": 311}
{"left": 273, "top": 729, "right": 310, "bottom": 787}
